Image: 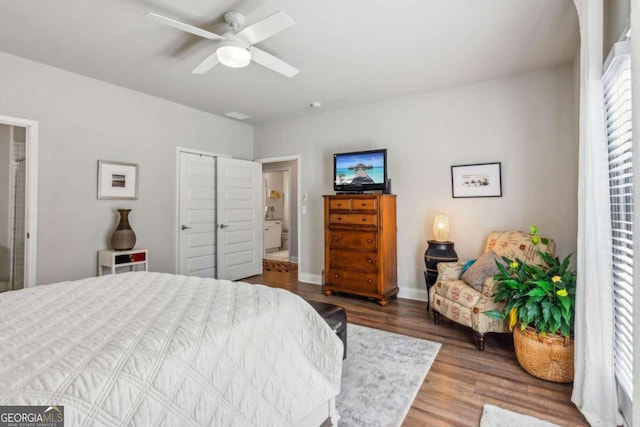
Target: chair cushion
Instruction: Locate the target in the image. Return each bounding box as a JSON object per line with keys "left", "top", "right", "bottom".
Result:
{"left": 461, "top": 250, "right": 501, "bottom": 292}
{"left": 485, "top": 231, "right": 556, "bottom": 266}
{"left": 433, "top": 279, "right": 482, "bottom": 308}
{"left": 432, "top": 292, "right": 474, "bottom": 327}
{"left": 435, "top": 262, "right": 465, "bottom": 282}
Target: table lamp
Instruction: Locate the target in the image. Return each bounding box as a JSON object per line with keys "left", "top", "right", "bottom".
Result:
{"left": 424, "top": 213, "right": 458, "bottom": 310}
{"left": 432, "top": 214, "right": 450, "bottom": 242}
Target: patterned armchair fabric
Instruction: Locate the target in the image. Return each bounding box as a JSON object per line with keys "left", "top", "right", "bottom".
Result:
{"left": 429, "top": 230, "right": 555, "bottom": 350}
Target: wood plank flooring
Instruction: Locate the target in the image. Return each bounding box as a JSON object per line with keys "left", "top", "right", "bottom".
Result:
{"left": 242, "top": 270, "right": 589, "bottom": 427}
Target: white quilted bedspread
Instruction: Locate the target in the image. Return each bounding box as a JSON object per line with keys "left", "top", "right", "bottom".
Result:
{"left": 0, "top": 272, "right": 343, "bottom": 426}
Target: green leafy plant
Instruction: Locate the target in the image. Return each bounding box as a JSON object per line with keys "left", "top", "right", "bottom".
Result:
{"left": 484, "top": 225, "right": 576, "bottom": 340}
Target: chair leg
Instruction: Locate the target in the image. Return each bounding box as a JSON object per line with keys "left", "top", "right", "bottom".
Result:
{"left": 476, "top": 332, "right": 485, "bottom": 351}
{"left": 434, "top": 311, "right": 440, "bottom": 324}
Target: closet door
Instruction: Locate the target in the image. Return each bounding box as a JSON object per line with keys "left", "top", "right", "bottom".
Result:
{"left": 216, "top": 157, "right": 262, "bottom": 281}
{"left": 178, "top": 152, "right": 216, "bottom": 278}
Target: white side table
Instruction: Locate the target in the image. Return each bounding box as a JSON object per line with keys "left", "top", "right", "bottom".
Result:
{"left": 98, "top": 249, "right": 148, "bottom": 276}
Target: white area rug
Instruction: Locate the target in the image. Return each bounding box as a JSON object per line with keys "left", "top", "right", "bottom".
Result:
{"left": 480, "top": 404, "right": 561, "bottom": 427}
{"left": 337, "top": 324, "right": 441, "bottom": 427}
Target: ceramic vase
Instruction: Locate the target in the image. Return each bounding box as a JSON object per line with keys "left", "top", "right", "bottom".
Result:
{"left": 111, "top": 209, "right": 136, "bottom": 250}
{"left": 424, "top": 240, "right": 458, "bottom": 287}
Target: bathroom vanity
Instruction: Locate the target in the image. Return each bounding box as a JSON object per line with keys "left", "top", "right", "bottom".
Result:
{"left": 264, "top": 219, "right": 282, "bottom": 252}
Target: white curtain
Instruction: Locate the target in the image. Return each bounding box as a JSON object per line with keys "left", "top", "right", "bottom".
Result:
{"left": 630, "top": 0, "right": 640, "bottom": 424}
{"left": 571, "top": 0, "right": 620, "bottom": 425}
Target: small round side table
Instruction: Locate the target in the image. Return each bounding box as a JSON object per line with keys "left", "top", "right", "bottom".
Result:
{"left": 424, "top": 240, "right": 458, "bottom": 311}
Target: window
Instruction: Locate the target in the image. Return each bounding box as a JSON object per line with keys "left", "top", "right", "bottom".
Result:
{"left": 604, "top": 35, "right": 633, "bottom": 421}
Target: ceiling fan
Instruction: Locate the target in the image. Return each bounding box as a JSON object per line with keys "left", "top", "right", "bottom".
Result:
{"left": 148, "top": 10, "right": 299, "bottom": 78}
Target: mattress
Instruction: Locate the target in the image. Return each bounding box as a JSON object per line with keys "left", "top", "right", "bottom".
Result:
{"left": 0, "top": 272, "right": 343, "bottom": 426}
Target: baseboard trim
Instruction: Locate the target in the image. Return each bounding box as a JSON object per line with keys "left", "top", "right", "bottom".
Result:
{"left": 298, "top": 272, "right": 322, "bottom": 285}
{"left": 397, "top": 287, "right": 428, "bottom": 302}
{"left": 296, "top": 272, "right": 428, "bottom": 302}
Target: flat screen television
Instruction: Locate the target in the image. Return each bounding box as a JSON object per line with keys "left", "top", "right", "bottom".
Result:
{"left": 333, "top": 148, "right": 388, "bottom": 193}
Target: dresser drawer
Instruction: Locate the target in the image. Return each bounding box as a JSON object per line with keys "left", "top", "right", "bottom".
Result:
{"left": 327, "top": 268, "right": 378, "bottom": 292}
{"left": 329, "top": 250, "right": 377, "bottom": 270}
{"left": 328, "top": 198, "right": 377, "bottom": 212}
{"left": 329, "top": 213, "right": 377, "bottom": 226}
{"left": 350, "top": 198, "right": 377, "bottom": 211}
{"left": 329, "top": 198, "right": 351, "bottom": 210}
{"left": 329, "top": 230, "right": 377, "bottom": 250}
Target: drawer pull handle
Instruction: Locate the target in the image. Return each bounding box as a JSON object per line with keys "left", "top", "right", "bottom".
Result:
{"left": 334, "top": 274, "right": 339, "bottom": 278}
{"left": 337, "top": 217, "right": 343, "bottom": 221}
{"left": 334, "top": 236, "right": 339, "bottom": 241}
{"left": 362, "top": 217, "right": 367, "bottom": 222}
{"left": 367, "top": 239, "right": 372, "bottom": 243}
{"left": 368, "top": 279, "right": 373, "bottom": 284}
{"left": 367, "top": 259, "right": 372, "bottom": 263}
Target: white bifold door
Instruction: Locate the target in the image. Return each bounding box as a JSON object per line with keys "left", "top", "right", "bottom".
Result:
{"left": 179, "top": 153, "right": 217, "bottom": 277}
{"left": 215, "top": 157, "right": 262, "bottom": 281}
{"left": 178, "top": 152, "right": 261, "bottom": 280}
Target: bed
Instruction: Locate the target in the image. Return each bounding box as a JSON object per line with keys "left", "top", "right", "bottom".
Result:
{"left": 0, "top": 272, "right": 343, "bottom": 426}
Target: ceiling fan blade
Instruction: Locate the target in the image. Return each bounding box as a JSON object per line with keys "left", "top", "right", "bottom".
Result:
{"left": 249, "top": 47, "right": 299, "bottom": 78}
{"left": 236, "top": 11, "right": 294, "bottom": 45}
{"left": 192, "top": 52, "right": 220, "bottom": 74}
{"left": 147, "top": 12, "right": 225, "bottom": 41}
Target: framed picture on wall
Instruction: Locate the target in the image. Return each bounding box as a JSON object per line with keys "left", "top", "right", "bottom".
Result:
{"left": 97, "top": 160, "right": 138, "bottom": 200}
{"left": 451, "top": 162, "right": 502, "bottom": 198}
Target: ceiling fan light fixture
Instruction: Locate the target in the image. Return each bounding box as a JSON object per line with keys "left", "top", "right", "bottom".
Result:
{"left": 217, "top": 42, "right": 251, "bottom": 68}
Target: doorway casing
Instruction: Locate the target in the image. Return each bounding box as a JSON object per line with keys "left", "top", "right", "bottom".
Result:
{"left": 0, "top": 115, "right": 38, "bottom": 288}
{"left": 256, "top": 155, "right": 302, "bottom": 279}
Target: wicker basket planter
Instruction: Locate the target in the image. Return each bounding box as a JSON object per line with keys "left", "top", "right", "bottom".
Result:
{"left": 513, "top": 325, "right": 574, "bottom": 383}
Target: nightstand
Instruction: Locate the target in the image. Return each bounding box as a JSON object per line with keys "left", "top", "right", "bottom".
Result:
{"left": 98, "top": 249, "right": 148, "bottom": 276}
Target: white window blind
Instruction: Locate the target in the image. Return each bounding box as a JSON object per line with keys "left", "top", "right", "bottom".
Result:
{"left": 603, "top": 39, "right": 633, "bottom": 409}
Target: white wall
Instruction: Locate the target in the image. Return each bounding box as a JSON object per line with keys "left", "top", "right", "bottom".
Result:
{"left": 0, "top": 52, "right": 254, "bottom": 285}
{"left": 255, "top": 65, "right": 577, "bottom": 300}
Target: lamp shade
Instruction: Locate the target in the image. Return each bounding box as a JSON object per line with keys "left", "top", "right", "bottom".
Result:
{"left": 217, "top": 42, "right": 251, "bottom": 68}
{"left": 432, "top": 214, "right": 450, "bottom": 242}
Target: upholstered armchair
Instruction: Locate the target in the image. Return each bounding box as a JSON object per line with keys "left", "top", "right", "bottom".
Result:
{"left": 429, "top": 230, "right": 556, "bottom": 350}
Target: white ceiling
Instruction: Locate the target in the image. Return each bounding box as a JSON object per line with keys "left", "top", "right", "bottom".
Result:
{"left": 0, "top": 0, "right": 578, "bottom": 125}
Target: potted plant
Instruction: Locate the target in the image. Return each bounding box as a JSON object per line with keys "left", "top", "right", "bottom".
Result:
{"left": 485, "top": 225, "right": 576, "bottom": 383}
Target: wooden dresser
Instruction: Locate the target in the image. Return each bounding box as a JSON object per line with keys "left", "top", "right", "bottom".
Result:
{"left": 323, "top": 194, "right": 398, "bottom": 306}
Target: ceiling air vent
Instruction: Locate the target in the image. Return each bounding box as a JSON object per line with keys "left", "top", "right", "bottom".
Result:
{"left": 224, "top": 111, "right": 252, "bottom": 120}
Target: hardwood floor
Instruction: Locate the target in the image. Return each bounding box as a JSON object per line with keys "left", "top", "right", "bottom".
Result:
{"left": 242, "top": 270, "right": 589, "bottom": 427}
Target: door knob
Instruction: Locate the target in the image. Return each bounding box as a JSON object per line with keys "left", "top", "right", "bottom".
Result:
{"left": 181, "top": 225, "right": 192, "bottom": 230}
{"left": 219, "top": 224, "right": 230, "bottom": 229}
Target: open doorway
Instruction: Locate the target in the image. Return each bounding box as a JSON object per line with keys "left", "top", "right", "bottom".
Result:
{"left": 263, "top": 169, "right": 290, "bottom": 262}
{"left": 0, "top": 115, "right": 38, "bottom": 290}
{"left": 257, "top": 156, "right": 300, "bottom": 277}
{"left": 0, "top": 124, "right": 26, "bottom": 291}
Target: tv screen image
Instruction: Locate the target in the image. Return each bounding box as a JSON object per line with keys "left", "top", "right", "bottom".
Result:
{"left": 334, "top": 149, "right": 387, "bottom": 192}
